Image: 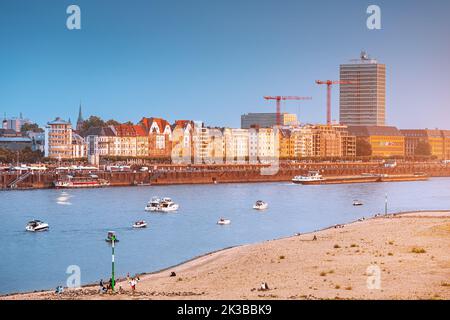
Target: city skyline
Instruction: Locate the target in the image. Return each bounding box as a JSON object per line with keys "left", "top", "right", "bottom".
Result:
{"left": 1, "top": 0, "right": 449, "bottom": 129}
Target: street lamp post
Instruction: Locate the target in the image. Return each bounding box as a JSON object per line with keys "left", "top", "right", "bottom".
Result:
{"left": 385, "top": 193, "right": 388, "bottom": 215}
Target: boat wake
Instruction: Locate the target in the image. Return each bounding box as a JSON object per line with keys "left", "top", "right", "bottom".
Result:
{"left": 57, "top": 201, "right": 72, "bottom": 206}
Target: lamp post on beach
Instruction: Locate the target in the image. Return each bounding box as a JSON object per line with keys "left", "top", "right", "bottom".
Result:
{"left": 111, "top": 234, "right": 116, "bottom": 291}
{"left": 385, "top": 193, "right": 388, "bottom": 215}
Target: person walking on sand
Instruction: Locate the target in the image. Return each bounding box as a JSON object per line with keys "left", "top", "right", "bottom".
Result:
{"left": 99, "top": 279, "right": 106, "bottom": 293}
{"left": 129, "top": 278, "right": 137, "bottom": 292}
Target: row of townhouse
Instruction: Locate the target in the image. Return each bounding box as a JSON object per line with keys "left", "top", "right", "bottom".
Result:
{"left": 187, "top": 125, "right": 449, "bottom": 160}
{"left": 44, "top": 117, "right": 359, "bottom": 163}
{"left": 42, "top": 116, "right": 450, "bottom": 163}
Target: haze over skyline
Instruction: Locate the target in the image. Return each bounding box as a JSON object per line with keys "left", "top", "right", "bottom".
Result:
{"left": 0, "top": 0, "right": 449, "bottom": 128}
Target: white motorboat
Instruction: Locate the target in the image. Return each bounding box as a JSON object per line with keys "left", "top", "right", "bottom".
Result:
{"left": 25, "top": 220, "right": 49, "bottom": 232}
{"left": 217, "top": 218, "right": 231, "bottom": 225}
{"left": 159, "top": 198, "right": 179, "bottom": 212}
{"left": 353, "top": 200, "right": 364, "bottom": 206}
{"left": 145, "top": 197, "right": 179, "bottom": 212}
{"left": 253, "top": 200, "right": 268, "bottom": 210}
{"left": 132, "top": 220, "right": 147, "bottom": 228}
{"left": 292, "top": 171, "right": 324, "bottom": 184}
{"left": 145, "top": 197, "right": 161, "bottom": 212}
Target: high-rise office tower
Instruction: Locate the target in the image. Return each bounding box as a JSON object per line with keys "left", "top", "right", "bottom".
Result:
{"left": 339, "top": 51, "right": 386, "bottom": 126}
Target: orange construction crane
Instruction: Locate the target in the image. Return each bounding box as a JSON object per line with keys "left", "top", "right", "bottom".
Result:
{"left": 315, "top": 80, "right": 352, "bottom": 125}
{"left": 263, "top": 96, "right": 312, "bottom": 126}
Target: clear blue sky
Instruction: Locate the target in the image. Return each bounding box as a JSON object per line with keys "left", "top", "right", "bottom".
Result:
{"left": 0, "top": 0, "right": 449, "bottom": 129}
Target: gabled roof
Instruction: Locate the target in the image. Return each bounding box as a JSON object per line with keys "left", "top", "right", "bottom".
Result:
{"left": 172, "top": 120, "right": 193, "bottom": 131}
{"left": 139, "top": 117, "right": 170, "bottom": 133}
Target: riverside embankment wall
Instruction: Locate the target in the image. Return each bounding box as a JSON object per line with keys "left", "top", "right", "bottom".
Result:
{"left": 2, "top": 163, "right": 450, "bottom": 190}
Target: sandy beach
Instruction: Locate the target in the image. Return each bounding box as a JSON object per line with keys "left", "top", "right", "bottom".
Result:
{"left": 2, "top": 210, "right": 450, "bottom": 300}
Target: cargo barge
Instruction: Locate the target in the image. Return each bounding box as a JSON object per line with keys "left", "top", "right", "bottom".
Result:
{"left": 292, "top": 171, "right": 428, "bottom": 185}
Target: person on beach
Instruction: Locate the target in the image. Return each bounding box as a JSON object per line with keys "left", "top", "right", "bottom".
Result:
{"left": 99, "top": 279, "right": 106, "bottom": 293}
{"left": 259, "top": 282, "right": 269, "bottom": 291}
{"left": 130, "top": 278, "right": 137, "bottom": 292}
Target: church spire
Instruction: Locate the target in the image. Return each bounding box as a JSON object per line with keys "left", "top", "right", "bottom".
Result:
{"left": 76, "top": 102, "right": 84, "bottom": 131}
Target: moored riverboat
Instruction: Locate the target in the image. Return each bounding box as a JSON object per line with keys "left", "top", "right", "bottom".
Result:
{"left": 54, "top": 175, "right": 110, "bottom": 189}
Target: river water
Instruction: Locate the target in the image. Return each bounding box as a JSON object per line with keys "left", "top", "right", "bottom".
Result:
{"left": 1, "top": 178, "right": 449, "bottom": 294}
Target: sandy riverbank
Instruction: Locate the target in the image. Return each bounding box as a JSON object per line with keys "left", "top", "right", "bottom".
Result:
{"left": 2, "top": 210, "right": 450, "bottom": 300}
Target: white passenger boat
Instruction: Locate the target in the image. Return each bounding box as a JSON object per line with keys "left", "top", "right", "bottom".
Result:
{"left": 54, "top": 175, "right": 110, "bottom": 188}
{"left": 292, "top": 171, "right": 324, "bottom": 184}
{"left": 132, "top": 220, "right": 147, "bottom": 228}
{"left": 145, "top": 197, "right": 161, "bottom": 211}
{"left": 253, "top": 200, "right": 268, "bottom": 210}
{"left": 217, "top": 218, "right": 231, "bottom": 225}
{"left": 159, "top": 198, "right": 179, "bottom": 212}
{"left": 145, "top": 197, "right": 179, "bottom": 212}
{"left": 25, "top": 220, "right": 49, "bottom": 232}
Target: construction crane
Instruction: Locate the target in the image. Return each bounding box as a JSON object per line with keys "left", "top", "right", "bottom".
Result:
{"left": 315, "top": 80, "right": 352, "bottom": 125}
{"left": 263, "top": 96, "right": 312, "bottom": 126}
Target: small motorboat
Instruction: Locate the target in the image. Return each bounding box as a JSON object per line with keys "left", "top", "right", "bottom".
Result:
{"left": 353, "top": 200, "right": 364, "bottom": 206}
{"left": 217, "top": 218, "right": 231, "bottom": 225}
{"left": 132, "top": 220, "right": 147, "bottom": 228}
{"left": 159, "top": 198, "right": 179, "bottom": 212}
{"left": 145, "top": 197, "right": 161, "bottom": 212}
{"left": 253, "top": 200, "right": 268, "bottom": 210}
{"left": 105, "top": 231, "right": 119, "bottom": 243}
{"left": 25, "top": 220, "right": 49, "bottom": 232}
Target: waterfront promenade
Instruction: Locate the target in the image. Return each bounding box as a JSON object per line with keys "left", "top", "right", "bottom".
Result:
{"left": 2, "top": 211, "right": 449, "bottom": 300}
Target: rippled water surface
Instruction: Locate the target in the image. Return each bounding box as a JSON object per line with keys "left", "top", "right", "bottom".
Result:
{"left": 1, "top": 178, "right": 449, "bottom": 294}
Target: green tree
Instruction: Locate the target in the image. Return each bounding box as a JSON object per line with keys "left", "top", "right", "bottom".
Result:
{"left": 19, "top": 147, "right": 43, "bottom": 163}
{"left": 105, "top": 119, "right": 120, "bottom": 126}
{"left": 356, "top": 139, "right": 372, "bottom": 157}
{"left": 21, "top": 123, "right": 44, "bottom": 133}
{"left": 0, "top": 147, "right": 43, "bottom": 164}
{"left": 80, "top": 116, "right": 105, "bottom": 134}
{"left": 0, "top": 148, "right": 14, "bottom": 163}
{"left": 415, "top": 141, "right": 432, "bottom": 156}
